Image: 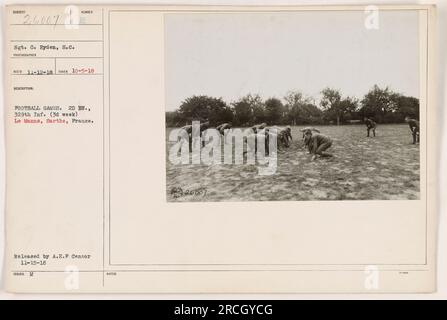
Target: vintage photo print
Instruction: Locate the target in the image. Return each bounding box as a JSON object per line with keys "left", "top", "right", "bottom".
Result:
{"left": 165, "top": 9, "right": 421, "bottom": 202}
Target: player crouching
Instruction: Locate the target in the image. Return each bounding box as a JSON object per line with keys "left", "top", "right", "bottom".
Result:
{"left": 303, "top": 130, "right": 333, "bottom": 161}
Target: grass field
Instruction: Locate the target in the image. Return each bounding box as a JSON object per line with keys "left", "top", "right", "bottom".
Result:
{"left": 166, "top": 124, "right": 420, "bottom": 201}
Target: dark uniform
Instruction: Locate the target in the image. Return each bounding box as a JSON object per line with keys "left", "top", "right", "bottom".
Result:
{"left": 305, "top": 133, "right": 333, "bottom": 159}
{"left": 406, "top": 118, "right": 420, "bottom": 144}
{"left": 251, "top": 123, "right": 267, "bottom": 134}
{"left": 180, "top": 121, "right": 209, "bottom": 148}
{"left": 266, "top": 126, "right": 292, "bottom": 148}
{"left": 277, "top": 126, "right": 292, "bottom": 147}
{"left": 245, "top": 130, "right": 271, "bottom": 155}
{"left": 181, "top": 121, "right": 209, "bottom": 136}
{"left": 216, "top": 123, "right": 232, "bottom": 144}
{"left": 216, "top": 123, "right": 232, "bottom": 135}
{"left": 300, "top": 127, "right": 320, "bottom": 153}
{"left": 364, "top": 118, "right": 377, "bottom": 137}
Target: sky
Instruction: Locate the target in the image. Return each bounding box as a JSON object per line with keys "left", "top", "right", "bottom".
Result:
{"left": 164, "top": 10, "right": 420, "bottom": 111}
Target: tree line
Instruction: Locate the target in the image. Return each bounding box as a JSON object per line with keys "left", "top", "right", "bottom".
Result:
{"left": 166, "top": 85, "right": 419, "bottom": 127}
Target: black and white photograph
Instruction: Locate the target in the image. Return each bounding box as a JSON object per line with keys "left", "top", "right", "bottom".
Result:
{"left": 165, "top": 10, "right": 421, "bottom": 202}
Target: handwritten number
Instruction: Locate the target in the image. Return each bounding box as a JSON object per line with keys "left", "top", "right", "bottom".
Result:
{"left": 23, "top": 14, "right": 30, "bottom": 24}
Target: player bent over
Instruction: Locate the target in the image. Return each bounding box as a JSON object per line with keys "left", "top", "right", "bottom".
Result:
{"left": 364, "top": 117, "right": 377, "bottom": 137}
{"left": 300, "top": 127, "right": 320, "bottom": 153}
{"left": 180, "top": 121, "right": 210, "bottom": 148}
{"left": 279, "top": 126, "right": 293, "bottom": 147}
{"left": 266, "top": 126, "right": 292, "bottom": 148}
{"left": 405, "top": 116, "right": 419, "bottom": 144}
{"left": 216, "top": 122, "right": 232, "bottom": 143}
{"left": 216, "top": 123, "right": 232, "bottom": 135}
{"left": 251, "top": 123, "right": 267, "bottom": 134}
{"left": 304, "top": 131, "right": 333, "bottom": 161}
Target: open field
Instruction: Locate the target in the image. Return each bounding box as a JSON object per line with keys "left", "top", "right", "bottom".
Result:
{"left": 166, "top": 124, "right": 420, "bottom": 201}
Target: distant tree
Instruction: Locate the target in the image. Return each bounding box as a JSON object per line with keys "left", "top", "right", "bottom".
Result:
{"left": 232, "top": 101, "right": 251, "bottom": 126}
{"left": 284, "top": 91, "right": 305, "bottom": 124}
{"left": 249, "top": 94, "right": 266, "bottom": 124}
{"left": 284, "top": 91, "right": 323, "bottom": 125}
{"left": 320, "top": 88, "right": 342, "bottom": 125}
{"left": 338, "top": 96, "right": 359, "bottom": 122}
{"left": 232, "top": 97, "right": 253, "bottom": 126}
{"left": 284, "top": 91, "right": 307, "bottom": 107}
{"left": 301, "top": 103, "right": 325, "bottom": 124}
{"left": 359, "top": 85, "right": 399, "bottom": 123}
{"left": 393, "top": 95, "right": 419, "bottom": 121}
{"left": 264, "top": 97, "right": 283, "bottom": 124}
{"left": 166, "top": 86, "right": 418, "bottom": 127}
{"left": 177, "top": 95, "right": 232, "bottom": 126}
{"left": 217, "top": 106, "right": 235, "bottom": 124}
{"left": 231, "top": 94, "right": 265, "bottom": 126}
{"left": 320, "top": 88, "right": 359, "bottom": 125}
{"left": 165, "top": 110, "right": 182, "bottom": 127}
